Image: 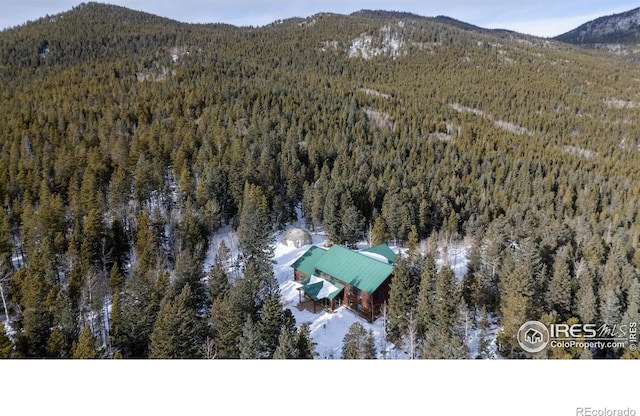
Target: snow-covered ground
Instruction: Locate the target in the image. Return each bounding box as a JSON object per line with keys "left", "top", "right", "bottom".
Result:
{"left": 436, "top": 242, "right": 469, "bottom": 282}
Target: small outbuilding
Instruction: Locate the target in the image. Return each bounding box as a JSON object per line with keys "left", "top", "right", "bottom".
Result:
{"left": 281, "top": 228, "right": 313, "bottom": 248}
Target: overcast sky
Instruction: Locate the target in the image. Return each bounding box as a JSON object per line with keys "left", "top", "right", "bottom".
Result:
{"left": 1, "top": 0, "right": 639, "bottom": 37}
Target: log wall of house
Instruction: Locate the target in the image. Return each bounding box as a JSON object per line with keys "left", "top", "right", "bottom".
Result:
{"left": 294, "top": 270, "right": 307, "bottom": 282}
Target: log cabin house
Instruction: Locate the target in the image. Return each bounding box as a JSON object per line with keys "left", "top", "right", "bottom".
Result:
{"left": 292, "top": 244, "right": 396, "bottom": 322}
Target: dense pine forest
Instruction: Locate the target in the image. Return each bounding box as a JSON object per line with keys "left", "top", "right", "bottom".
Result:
{"left": 1, "top": 2, "right": 640, "bottom": 359}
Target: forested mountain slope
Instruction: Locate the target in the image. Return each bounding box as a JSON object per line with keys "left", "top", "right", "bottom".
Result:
{"left": 555, "top": 7, "right": 640, "bottom": 45}
{"left": 555, "top": 7, "right": 640, "bottom": 59}
{"left": 1, "top": 2, "right": 639, "bottom": 359}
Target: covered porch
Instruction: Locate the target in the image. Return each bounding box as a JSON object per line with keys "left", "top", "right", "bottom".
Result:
{"left": 296, "top": 275, "right": 344, "bottom": 314}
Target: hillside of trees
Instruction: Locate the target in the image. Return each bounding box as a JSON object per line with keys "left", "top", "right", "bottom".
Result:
{"left": 1, "top": 2, "right": 640, "bottom": 359}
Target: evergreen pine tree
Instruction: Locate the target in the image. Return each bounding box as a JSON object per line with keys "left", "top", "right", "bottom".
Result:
{"left": 406, "top": 225, "right": 420, "bottom": 255}
{"left": 72, "top": 325, "right": 99, "bottom": 359}
{"left": 109, "top": 291, "right": 123, "bottom": 357}
{"left": 237, "top": 182, "right": 272, "bottom": 264}
{"left": 80, "top": 208, "right": 107, "bottom": 271}
{"left": 546, "top": 245, "right": 573, "bottom": 320}
{"left": 133, "top": 212, "right": 158, "bottom": 275}
{"left": 381, "top": 189, "right": 404, "bottom": 245}
{"left": 208, "top": 243, "right": 231, "bottom": 305}
{"left": 148, "top": 301, "right": 174, "bottom": 359}
{"left": 0, "top": 214, "right": 12, "bottom": 266}
{"left": 46, "top": 327, "right": 68, "bottom": 358}
{"left": 243, "top": 256, "right": 279, "bottom": 316}
{"left": 208, "top": 258, "right": 230, "bottom": 303}
{"left": 273, "top": 327, "right": 298, "bottom": 359}
{"left": 416, "top": 252, "right": 436, "bottom": 339}
{"left": 322, "top": 186, "right": 341, "bottom": 243}
{"left": 462, "top": 236, "right": 482, "bottom": 309}
{"left": 172, "top": 251, "right": 207, "bottom": 312}
{"left": 434, "top": 265, "right": 460, "bottom": 329}
{"left": 217, "top": 240, "right": 231, "bottom": 266}
{"left": 341, "top": 322, "right": 376, "bottom": 359}
{"left": 108, "top": 218, "right": 129, "bottom": 274}
{"left": 386, "top": 258, "right": 413, "bottom": 344}
{"left": 237, "top": 182, "right": 278, "bottom": 313}
{"left": 118, "top": 271, "right": 155, "bottom": 358}
{"left": 498, "top": 265, "right": 533, "bottom": 357}
{"left": 0, "top": 323, "right": 13, "bottom": 358}
{"left": 239, "top": 316, "right": 261, "bottom": 359}
{"left": 176, "top": 199, "right": 207, "bottom": 259}
{"left": 295, "top": 322, "right": 317, "bottom": 359}
{"left": 107, "top": 263, "right": 124, "bottom": 293}
{"left": 599, "top": 288, "right": 621, "bottom": 328}
{"left": 340, "top": 192, "right": 362, "bottom": 247}
{"left": 420, "top": 326, "right": 467, "bottom": 359}
{"left": 16, "top": 265, "right": 53, "bottom": 357}
{"left": 370, "top": 216, "right": 388, "bottom": 247}
{"left": 282, "top": 308, "right": 297, "bottom": 336}
{"left": 363, "top": 329, "right": 377, "bottom": 359}
{"left": 574, "top": 260, "right": 598, "bottom": 324}
{"left": 149, "top": 284, "right": 201, "bottom": 359}
{"left": 48, "top": 287, "right": 76, "bottom": 358}
{"left": 311, "top": 185, "right": 324, "bottom": 234}
{"left": 341, "top": 322, "right": 367, "bottom": 359}
{"left": 476, "top": 307, "right": 495, "bottom": 359}
{"left": 151, "top": 272, "right": 170, "bottom": 317}
{"left": 210, "top": 280, "right": 251, "bottom": 359}
{"left": 258, "top": 294, "right": 284, "bottom": 359}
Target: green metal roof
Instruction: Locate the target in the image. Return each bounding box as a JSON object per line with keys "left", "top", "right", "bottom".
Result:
{"left": 361, "top": 244, "right": 396, "bottom": 263}
{"left": 291, "top": 246, "right": 327, "bottom": 277}
{"left": 302, "top": 280, "right": 324, "bottom": 301}
{"left": 313, "top": 245, "right": 393, "bottom": 294}
{"left": 327, "top": 282, "right": 345, "bottom": 299}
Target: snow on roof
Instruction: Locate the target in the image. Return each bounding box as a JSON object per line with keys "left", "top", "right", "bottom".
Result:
{"left": 312, "top": 276, "right": 341, "bottom": 299}
{"left": 302, "top": 275, "right": 343, "bottom": 300}
{"left": 358, "top": 251, "right": 390, "bottom": 264}
{"left": 361, "top": 244, "right": 396, "bottom": 263}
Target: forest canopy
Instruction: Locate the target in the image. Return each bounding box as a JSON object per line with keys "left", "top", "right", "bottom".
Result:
{"left": 1, "top": 3, "right": 640, "bottom": 359}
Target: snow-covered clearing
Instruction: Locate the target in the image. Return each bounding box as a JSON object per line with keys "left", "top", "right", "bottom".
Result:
{"left": 450, "top": 103, "right": 534, "bottom": 137}
{"left": 273, "top": 229, "right": 400, "bottom": 359}
{"left": 563, "top": 145, "right": 596, "bottom": 159}
{"left": 358, "top": 88, "right": 391, "bottom": 99}
{"left": 204, "top": 212, "right": 502, "bottom": 359}
{"left": 348, "top": 25, "right": 405, "bottom": 59}
{"left": 436, "top": 242, "right": 469, "bottom": 282}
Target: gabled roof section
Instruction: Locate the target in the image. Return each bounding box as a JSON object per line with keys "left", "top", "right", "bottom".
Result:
{"left": 300, "top": 275, "right": 344, "bottom": 301}
{"left": 313, "top": 245, "right": 393, "bottom": 293}
{"left": 361, "top": 244, "right": 396, "bottom": 263}
{"left": 291, "top": 246, "right": 327, "bottom": 276}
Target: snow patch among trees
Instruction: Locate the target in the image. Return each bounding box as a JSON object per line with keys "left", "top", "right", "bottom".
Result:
{"left": 348, "top": 25, "right": 405, "bottom": 59}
